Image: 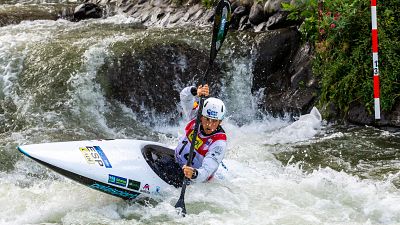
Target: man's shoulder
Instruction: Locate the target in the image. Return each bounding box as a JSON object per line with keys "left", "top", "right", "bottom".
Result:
{"left": 211, "top": 133, "right": 226, "bottom": 141}
{"left": 213, "top": 126, "right": 226, "bottom": 140}
{"left": 184, "top": 119, "right": 196, "bottom": 131}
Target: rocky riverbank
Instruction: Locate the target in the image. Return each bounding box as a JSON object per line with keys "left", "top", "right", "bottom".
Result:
{"left": 86, "top": 0, "right": 398, "bottom": 128}
{"left": 1, "top": 0, "right": 398, "bottom": 128}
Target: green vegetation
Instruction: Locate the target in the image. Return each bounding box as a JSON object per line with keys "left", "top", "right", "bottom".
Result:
{"left": 201, "top": 0, "right": 217, "bottom": 8}
{"left": 283, "top": 0, "right": 400, "bottom": 116}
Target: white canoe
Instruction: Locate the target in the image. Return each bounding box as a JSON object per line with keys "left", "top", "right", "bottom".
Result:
{"left": 17, "top": 139, "right": 180, "bottom": 200}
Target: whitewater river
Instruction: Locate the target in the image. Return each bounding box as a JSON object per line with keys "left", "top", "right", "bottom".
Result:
{"left": 0, "top": 8, "right": 399, "bottom": 225}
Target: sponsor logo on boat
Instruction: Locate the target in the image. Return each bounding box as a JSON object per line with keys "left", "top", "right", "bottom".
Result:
{"left": 79, "top": 146, "right": 112, "bottom": 168}
{"left": 127, "top": 179, "right": 141, "bottom": 191}
{"left": 90, "top": 183, "right": 139, "bottom": 199}
{"left": 108, "top": 174, "right": 127, "bottom": 187}
{"left": 140, "top": 184, "right": 150, "bottom": 194}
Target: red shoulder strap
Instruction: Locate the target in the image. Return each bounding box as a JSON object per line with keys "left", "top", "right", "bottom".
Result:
{"left": 196, "top": 132, "right": 227, "bottom": 156}
{"left": 184, "top": 119, "right": 196, "bottom": 134}
{"left": 210, "top": 133, "right": 227, "bottom": 141}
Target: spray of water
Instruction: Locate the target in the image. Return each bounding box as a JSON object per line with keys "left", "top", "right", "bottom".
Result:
{"left": 0, "top": 15, "right": 399, "bottom": 225}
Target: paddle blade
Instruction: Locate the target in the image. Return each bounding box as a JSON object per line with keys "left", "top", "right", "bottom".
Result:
{"left": 174, "top": 194, "right": 187, "bottom": 216}
{"left": 210, "top": 0, "right": 232, "bottom": 62}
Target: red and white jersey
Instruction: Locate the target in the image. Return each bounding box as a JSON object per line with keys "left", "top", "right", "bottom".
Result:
{"left": 175, "top": 86, "right": 227, "bottom": 182}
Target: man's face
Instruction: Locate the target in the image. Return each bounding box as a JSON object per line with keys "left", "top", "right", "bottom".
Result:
{"left": 200, "top": 116, "right": 221, "bottom": 135}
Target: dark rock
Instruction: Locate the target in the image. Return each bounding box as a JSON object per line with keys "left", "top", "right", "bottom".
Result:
{"left": 238, "top": 16, "right": 251, "bottom": 31}
{"left": 206, "top": 8, "right": 215, "bottom": 23}
{"left": 252, "top": 28, "right": 300, "bottom": 93}
{"left": 230, "top": 0, "right": 241, "bottom": 12}
{"left": 230, "top": 6, "right": 248, "bottom": 29}
{"left": 249, "top": 2, "right": 265, "bottom": 25}
{"left": 252, "top": 28, "right": 317, "bottom": 115}
{"left": 157, "top": 11, "right": 165, "bottom": 19}
{"left": 158, "top": 12, "right": 171, "bottom": 26}
{"left": 347, "top": 102, "right": 375, "bottom": 125}
{"left": 254, "top": 22, "right": 267, "bottom": 32}
{"left": 240, "top": 0, "right": 254, "bottom": 9}
{"left": 264, "top": 0, "right": 281, "bottom": 17}
{"left": 80, "top": 0, "right": 399, "bottom": 128}
{"left": 289, "top": 43, "right": 313, "bottom": 89}
{"left": 386, "top": 101, "right": 400, "bottom": 127}
{"left": 73, "top": 3, "right": 102, "bottom": 21}
{"left": 290, "top": 67, "right": 306, "bottom": 89}
{"left": 233, "top": 5, "right": 248, "bottom": 14}
{"left": 103, "top": 42, "right": 224, "bottom": 121}
{"left": 347, "top": 100, "right": 400, "bottom": 128}
{"left": 267, "top": 11, "right": 300, "bottom": 30}
{"left": 321, "top": 102, "right": 339, "bottom": 122}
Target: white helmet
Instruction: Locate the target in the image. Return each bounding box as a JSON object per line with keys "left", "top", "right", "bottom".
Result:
{"left": 202, "top": 97, "right": 225, "bottom": 120}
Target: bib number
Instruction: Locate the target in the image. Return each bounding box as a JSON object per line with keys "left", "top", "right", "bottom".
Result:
{"left": 178, "top": 140, "right": 196, "bottom": 166}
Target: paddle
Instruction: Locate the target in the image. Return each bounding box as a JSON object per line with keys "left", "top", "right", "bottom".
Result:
{"left": 174, "top": 0, "right": 231, "bottom": 216}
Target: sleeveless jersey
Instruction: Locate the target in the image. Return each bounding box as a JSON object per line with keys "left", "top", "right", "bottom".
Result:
{"left": 175, "top": 119, "right": 227, "bottom": 170}
{"left": 176, "top": 86, "right": 228, "bottom": 182}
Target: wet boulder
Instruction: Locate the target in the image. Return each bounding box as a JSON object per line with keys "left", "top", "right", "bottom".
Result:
{"left": 345, "top": 101, "right": 400, "bottom": 128}
{"left": 249, "top": 2, "right": 265, "bottom": 25}
{"left": 101, "top": 41, "right": 224, "bottom": 123}
{"left": 252, "top": 28, "right": 317, "bottom": 116}
{"left": 230, "top": 6, "right": 248, "bottom": 29}
{"left": 252, "top": 28, "right": 300, "bottom": 93}
{"left": 73, "top": 3, "right": 103, "bottom": 21}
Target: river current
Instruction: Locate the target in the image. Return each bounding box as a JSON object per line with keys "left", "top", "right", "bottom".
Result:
{"left": 0, "top": 5, "right": 399, "bottom": 225}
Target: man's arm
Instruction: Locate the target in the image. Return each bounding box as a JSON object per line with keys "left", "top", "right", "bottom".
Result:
{"left": 191, "top": 141, "right": 226, "bottom": 183}
{"left": 179, "top": 85, "right": 209, "bottom": 121}
{"left": 180, "top": 86, "right": 198, "bottom": 121}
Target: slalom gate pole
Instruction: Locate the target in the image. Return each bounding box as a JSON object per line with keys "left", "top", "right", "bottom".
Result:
{"left": 370, "top": 0, "right": 381, "bottom": 120}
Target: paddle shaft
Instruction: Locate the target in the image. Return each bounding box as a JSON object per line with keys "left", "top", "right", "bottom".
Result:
{"left": 175, "top": 0, "right": 231, "bottom": 215}
{"left": 175, "top": 65, "right": 211, "bottom": 216}
{"left": 184, "top": 65, "right": 211, "bottom": 166}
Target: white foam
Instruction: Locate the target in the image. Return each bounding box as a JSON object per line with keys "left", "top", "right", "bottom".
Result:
{"left": 263, "top": 107, "right": 323, "bottom": 145}
{"left": 1, "top": 17, "right": 399, "bottom": 225}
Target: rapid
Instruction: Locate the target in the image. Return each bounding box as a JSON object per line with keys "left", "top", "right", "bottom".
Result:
{"left": 0, "top": 9, "right": 399, "bottom": 225}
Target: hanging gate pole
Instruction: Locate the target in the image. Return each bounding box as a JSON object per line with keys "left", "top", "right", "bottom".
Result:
{"left": 371, "top": 0, "right": 381, "bottom": 120}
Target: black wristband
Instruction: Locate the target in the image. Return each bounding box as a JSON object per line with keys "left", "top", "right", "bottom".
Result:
{"left": 190, "top": 86, "right": 197, "bottom": 96}
{"left": 192, "top": 169, "right": 198, "bottom": 179}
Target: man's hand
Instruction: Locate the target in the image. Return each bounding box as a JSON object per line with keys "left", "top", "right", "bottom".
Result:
{"left": 183, "top": 165, "right": 197, "bottom": 179}
{"left": 197, "top": 84, "right": 209, "bottom": 97}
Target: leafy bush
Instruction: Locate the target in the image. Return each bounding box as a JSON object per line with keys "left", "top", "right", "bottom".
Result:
{"left": 283, "top": 0, "right": 400, "bottom": 115}
{"left": 202, "top": 0, "right": 217, "bottom": 8}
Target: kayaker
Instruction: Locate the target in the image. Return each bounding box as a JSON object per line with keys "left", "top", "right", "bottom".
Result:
{"left": 175, "top": 84, "right": 227, "bottom": 183}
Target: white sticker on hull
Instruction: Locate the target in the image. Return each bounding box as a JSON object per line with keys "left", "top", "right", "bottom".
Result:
{"left": 79, "top": 146, "right": 112, "bottom": 168}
